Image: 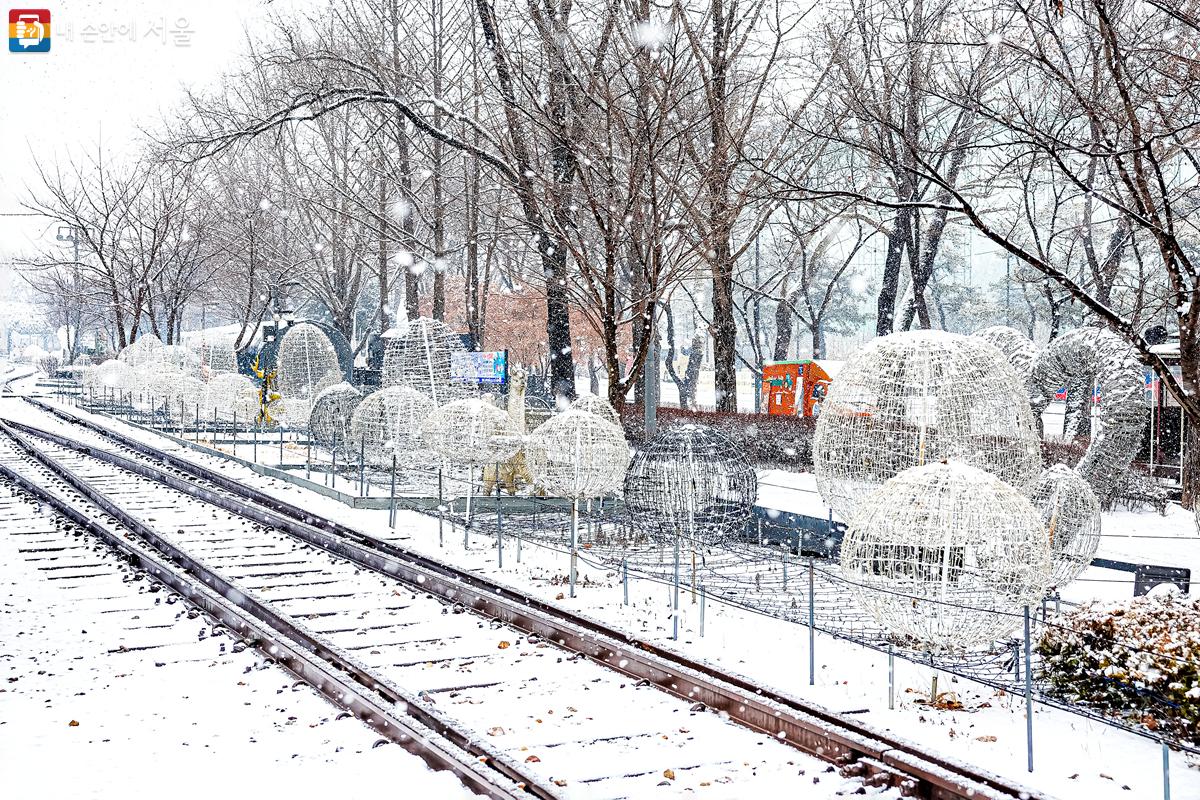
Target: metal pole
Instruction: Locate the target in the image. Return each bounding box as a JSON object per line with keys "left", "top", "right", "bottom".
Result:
{"left": 232, "top": 410, "right": 237, "bottom": 458}
{"left": 253, "top": 423, "right": 258, "bottom": 462}
{"left": 332, "top": 429, "right": 338, "bottom": 490}
{"left": 306, "top": 440, "right": 311, "bottom": 481}
{"left": 623, "top": 557, "right": 629, "bottom": 606}
{"left": 195, "top": 403, "right": 200, "bottom": 444}
{"left": 570, "top": 497, "right": 579, "bottom": 598}
{"left": 280, "top": 426, "right": 284, "bottom": 464}
{"left": 888, "top": 645, "right": 895, "bottom": 710}
{"left": 672, "top": 533, "right": 680, "bottom": 640}
{"left": 463, "top": 468, "right": 471, "bottom": 551}
{"left": 359, "top": 436, "right": 366, "bottom": 497}
{"left": 496, "top": 467, "right": 503, "bottom": 569}
{"left": 1024, "top": 605, "right": 1034, "bottom": 773}
{"left": 700, "top": 584, "right": 706, "bottom": 638}
{"left": 808, "top": 556, "right": 815, "bottom": 686}
{"left": 1163, "top": 741, "right": 1171, "bottom": 800}
{"left": 437, "top": 467, "right": 444, "bottom": 548}
{"left": 389, "top": 454, "right": 397, "bottom": 529}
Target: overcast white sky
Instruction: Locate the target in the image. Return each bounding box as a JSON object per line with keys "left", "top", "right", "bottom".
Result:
{"left": 0, "top": 0, "right": 281, "bottom": 291}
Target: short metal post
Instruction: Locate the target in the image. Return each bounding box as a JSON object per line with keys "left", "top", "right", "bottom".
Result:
{"left": 331, "top": 429, "right": 338, "bottom": 488}
{"left": 495, "top": 468, "right": 503, "bottom": 569}
{"left": 1024, "top": 605, "right": 1034, "bottom": 773}
{"left": 388, "top": 454, "right": 397, "bottom": 528}
{"left": 672, "top": 533, "right": 680, "bottom": 640}
{"left": 570, "top": 497, "right": 579, "bottom": 598}
{"left": 700, "top": 584, "right": 706, "bottom": 637}
{"left": 1163, "top": 741, "right": 1171, "bottom": 800}
{"left": 232, "top": 410, "right": 238, "bottom": 457}
{"left": 253, "top": 423, "right": 258, "bottom": 462}
{"left": 888, "top": 645, "right": 895, "bottom": 710}
{"left": 359, "top": 436, "right": 365, "bottom": 497}
{"left": 623, "top": 557, "right": 629, "bottom": 606}
{"left": 306, "top": 441, "right": 311, "bottom": 481}
{"left": 808, "top": 556, "right": 815, "bottom": 686}
{"left": 279, "top": 426, "right": 284, "bottom": 463}
{"left": 437, "top": 467, "right": 444, "bottom": 548}
{"left": 195, "top": 403, "right": 200, "bottom": 444}
{"left": 783, "top": 555, "right": 788, "bottom": 590}
{"left": 179, "top": 399, "right": 184, "bottom": 437}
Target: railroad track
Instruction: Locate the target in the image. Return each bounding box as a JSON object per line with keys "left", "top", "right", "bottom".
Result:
{"left": 4, "top": 398, "right": 1049, "bottom": 800}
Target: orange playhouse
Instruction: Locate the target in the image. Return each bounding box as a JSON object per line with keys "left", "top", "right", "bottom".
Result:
{"left": 762, "top": 360, "right": 833, "bottom": 417}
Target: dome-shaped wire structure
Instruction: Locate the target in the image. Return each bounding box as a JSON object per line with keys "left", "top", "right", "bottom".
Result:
{"left": 1029, "top": 464, "right": 1102, "bottom": 588}
{"left": 624, "top": 424, "right": 757, "bottom": 548}
{"left": 275, "top": 323, "right": 341, "bottom": 425}
{"left": 199, "top": 372, "right": 253, "bottom": 418}
{"left": 570, "top": 393, "right": 622, "bottom": 428}
{"left": 813, "top": 330, "right": 1041, "bottom": 521}
{"left": 381, "top": 317, "right": 471, "bottom": 405}
{"left": 87, "top": 360, "right": 131, "bottom": 393}
{"left": 193, "top": 339, "right": 238, "bottom": 377}
{"left": 525, "top": 409, "right": 630, "bottom": 498}
{"left": 1029, "top": 327, "right": 1148, "bottom": 506}
{"left": 162, "top": 344, "right": 201, "bottom": 374}
{"left": 420, "top": 398, "right": 521, "bottom": 466}
{"left": 971, "top": 326, "right": 1037, "bottom": 388}
{"left": 118, "top": 335, "right": 165, "bottom": 369}
{"left": 307, "top": 383, "right": 363, "bottom": 450}
{"left": 349, "top": 386, "right": 436, "bottom": 468}
{"left": 840, "top": 461, "right": 1051, "bottom": 652}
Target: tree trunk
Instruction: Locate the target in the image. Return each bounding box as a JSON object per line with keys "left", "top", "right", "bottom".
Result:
{"left": 876, "top": 214, "right": 908, "bottom": 335}
{"left": 1184, "top": 421, "right": 1200, "bottom": 511}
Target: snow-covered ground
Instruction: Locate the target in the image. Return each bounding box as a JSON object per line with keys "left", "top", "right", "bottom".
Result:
{"left": 3, "top": 386, "right": 1194, "bottom": 800}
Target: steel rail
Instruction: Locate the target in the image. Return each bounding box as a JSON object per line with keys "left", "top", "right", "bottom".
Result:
{"left": 16, "top": 401, "right": 1045, "bottom": 800}
{"left": 0, "top": 420, "right": 550, "bottom": 800}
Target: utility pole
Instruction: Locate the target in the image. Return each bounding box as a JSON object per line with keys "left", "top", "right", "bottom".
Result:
{"left": 1005, "top": 253, "right": 1011, "bottom": 327}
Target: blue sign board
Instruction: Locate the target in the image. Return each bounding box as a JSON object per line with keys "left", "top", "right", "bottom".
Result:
{"left": 451, "top": 350, "right": 508, "bottom": 386}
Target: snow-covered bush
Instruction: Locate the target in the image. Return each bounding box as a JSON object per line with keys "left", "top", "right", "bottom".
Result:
{"left": 1038, "top": 592, "right": 1200, "bottom": 740}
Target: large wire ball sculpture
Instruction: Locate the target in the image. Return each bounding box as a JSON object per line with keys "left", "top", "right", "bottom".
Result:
{"left": 570, "top": 393, "right": 622, "bottom": 428}
{"left": 88, "top": 360, "right": 131, "bottom": 393}
{"left": 193, "top": 339, "right": 238, "bottom": 377}
{"left": 381, "top": 317, "right": 471, "bottom": 405}
{"left": 1029, "top": 464, "right": 1102, "bottom": 588}
{"left": 118, "top": 334, "right": 165, "bottom": 369}
{"left": 1029, "top": 327, "right": 1148, "bottom": 506}
{"left": 813, "top": 330, "right": 1041, "bottom": 521}
{"left": 349, "top": 386, "right": 436, "bottom": 468}
{"left": 525, "top": 409, "right": 630, "bottom": 498}
{"left": 420, "top": 398, "right": 521, "bottom": 466}
{"left": 307, "top": 383, "right": 363, "bottom": 450}
{"left": 971, "top": 326, "right": 1037, "bottom": 389}
{"left": 840, "top": 461, "right": 1051, "bottom": 652}
{"left": 275, "top": 323, "right": 341, "bottom": 424}
{"left": 623, "top": 424, "right": 757, "bottom": 548}
{"left": 204, "top": 373, "right": 257, "bottom": 419}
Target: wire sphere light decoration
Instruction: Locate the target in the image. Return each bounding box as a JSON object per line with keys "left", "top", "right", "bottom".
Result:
{"left": 381, "top": 317, "right": 471, "bottom": 405}
{"left": 307, "top": 383, "right": 363, "bottom": 450}
{"left": 624, "top": 424, "right": 757, "bottom": 548}
{"left": 570, "top": 393, "right": 622, "bottom": 428}
{"left": 526, "top": 409, "right": 630, "bottom": 498}
{"left": 1029, "top": 327, "right": 1148, "bottom": 506}
{"left": 971, "top": 326, "right": 1037, "bottom": 389}
{"left": 118, "top": 334, "right": 165, "bottom": 369}
{"left": 204, "top": 372, "right": 256, "bottom": 418}
{"left": 813, "top": 330, "right": 1041, "bottom": 521}
{"left": 1029, "top": 464, "right": 1102, "bottom": 588}
{"left": 420, "top": 398, "right": 521, "bottom": 466}
{"left": 193, "top": 338, "right": 238, "bottom": 377}
{"left": 88, "top": 360, "right": 131, "bottom": 393}
{"left": 275, "top": 322, "right": 341, "bottom": 425}
{"left": 840, "top": 461, "right": 1051, "bottom": 652}
{"left": 349, "top": 386, "right": 436, "bottom": 469}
